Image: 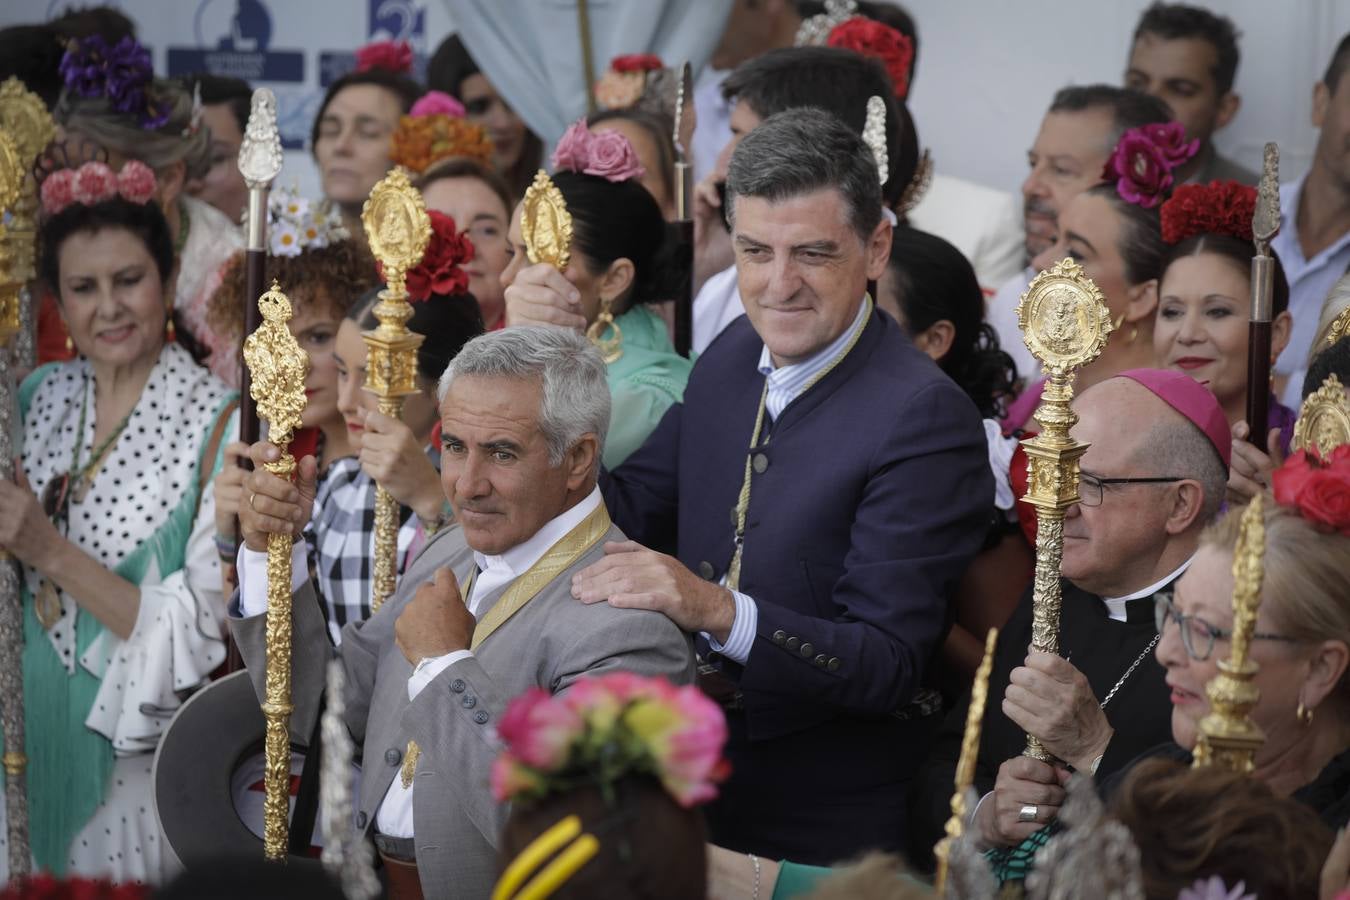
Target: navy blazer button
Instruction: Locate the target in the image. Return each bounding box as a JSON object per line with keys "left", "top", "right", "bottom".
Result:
{"left": 698, "top": 560, "right": 715, "bottom": 580}
{"left": 356, "top": 811, "right": 368, "bottom": 830}
{"left": 772, "top": 630, "right": 787, "bottom": 645}
{"left": 450, "top": 678, "right": 466, "bottom": 693}
{"left": 800, "top": 642, "right": 814, "bottom": 657}
{"left": 752, "top": 453, "right": 769, "bottom": 474}
{"left": 785, "top": 637, "right": 800, "bottom": 651}
{"left": 462, "top": 695, "right": 477, "bottom": 708}
{"left": 828, "top": 657, "right": 841, "bottom": 671}
{"left": 385, "top": 748, "right": 402, "bottom": 767}
{"left": 473, "top": 710, "right": 490, "bottom": 724}
{"left": 814, "top": 654, "right": 828, "bottom": 667}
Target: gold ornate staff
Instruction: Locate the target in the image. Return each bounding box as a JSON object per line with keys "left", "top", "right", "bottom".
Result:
{"left": 0, "top": 78, "right": 53, "bottom": 376}
{"left": 934, "top": 627, "right": 998, "bottom": 896}
{"left": 1193, "top": 494, "right": 1267, "bottom": 772}
{"left": 1327, "top": 305, "right": 1350, "bottom": 349}
{"left": 242, "top": 281, "right": 310, "bottom": 860}
{"left": 1015, "top": 259, "right": 1114, "bottom": 761}
{"left": 0, "top": 128, "right": 31, "bottom": 878}
{"left": 1292, "top": 372, "right": 1350, "bottom": 459}
{"left": 361, "top": 168, "right": 430, "bottom": 612}
{"left": 237, "top": 88, "right": 285, "bottom": 453}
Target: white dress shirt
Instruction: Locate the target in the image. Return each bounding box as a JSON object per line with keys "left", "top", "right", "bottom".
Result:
{"left": 1272, "top": 173, "right": 1350, "bottom": 406}
{"left": 237, "top": 487, "right": 605, "bottom": 839}
{"left": 987, "top": 266, "right": 1038, "bottom": 386}
{"left": 692, "top": 264, "right": 746, "bottom": 355}
{"left": 703, "top": 299, "right": 872, "bottom": 665}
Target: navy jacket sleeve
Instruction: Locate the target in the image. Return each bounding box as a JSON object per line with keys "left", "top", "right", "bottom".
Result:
{"left": 734, "top": 379, "right": 993, "bottom": 717}
{"left": 599, "top": 399, "right": 683, "bottom": 556}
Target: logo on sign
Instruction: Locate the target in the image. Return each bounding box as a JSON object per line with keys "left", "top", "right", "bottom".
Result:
{"left": 319, "top": 0, "right": 427, "bottom": 87}
{"left": 167, "top": 0, "right": 304, "bottom": 87}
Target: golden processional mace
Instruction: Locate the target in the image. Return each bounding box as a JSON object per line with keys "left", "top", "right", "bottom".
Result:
{"left": 0, "top": 129, "right": 31, "bottom": 878}
{"left": 0, "top": 78, "right": 53, "bottom": 375}
{"left": 1193, "top": 494, "right": 1268, "bottom": 773}
{"left": 237, "top": 88, "right": 285, "bottom": 453}
{"left": 361, "top": 168, "right": 430, "bottom": 612}
{"left": 1015, "top": 259, "right": 1114, "bottom": 762}
{"left": 934, "top": 627, "right": 998, "bottom": 896}
{"left": 242, "top": 281, "right": 310, "bottom": 860}
{"left": 1292, "top": 373, "right": 1350, "bottom": 458}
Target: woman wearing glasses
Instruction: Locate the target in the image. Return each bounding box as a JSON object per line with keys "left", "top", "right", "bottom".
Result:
{"left": 1149, "top": 455, "right": 1350, "bottom": 828}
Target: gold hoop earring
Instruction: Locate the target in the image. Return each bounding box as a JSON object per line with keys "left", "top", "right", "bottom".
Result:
{"left": 1112, "top": 311, "right": 1125, "bottom": 330}
{"left": 165, "top": 304, "right": 176, "bottom": 342}
{"left": 64, "top": 333, "right": 73, "bottom": 353}
{"left": 586, "top": 297, "right": 623, "bottom": 364}
{"left": 1297, "top": 701, "right": 1314, "bottom": 726}
{"left": 1127, "top": 324, "right": 1139, "bottom": 346}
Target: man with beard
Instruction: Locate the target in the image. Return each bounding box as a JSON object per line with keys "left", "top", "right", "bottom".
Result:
{"left": 986, "top": 86, "right": 1171, "bottom": 383}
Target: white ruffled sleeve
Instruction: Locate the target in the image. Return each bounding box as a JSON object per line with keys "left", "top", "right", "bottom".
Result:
{"left": 81, "top": 457, "right": 230, "bottom": 753}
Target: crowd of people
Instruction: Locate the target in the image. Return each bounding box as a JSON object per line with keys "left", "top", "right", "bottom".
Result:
{"left": 0, "top": 1, "right": 1349, "bottom": 898}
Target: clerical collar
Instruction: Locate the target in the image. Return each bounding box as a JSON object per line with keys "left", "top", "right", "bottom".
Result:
{"left": 756, "top": 295, "right": 870, "bottom": 419}
{"left": 1102, "top": 555, "right": 1194, "bottom": 624}
{"left": 472, "top": 486, "right": 603, "bottom": 585}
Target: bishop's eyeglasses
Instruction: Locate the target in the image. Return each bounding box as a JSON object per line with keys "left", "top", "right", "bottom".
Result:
{"left": 1078, "top": 470, "right": 1184, "bottom": 507}
{"left": 1153, "top": 592, "right": 1300, "bottom": 661}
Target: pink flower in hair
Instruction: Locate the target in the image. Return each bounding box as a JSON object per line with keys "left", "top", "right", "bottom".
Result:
{"left": 1102, "top": 122, "right": 1201, "bottom": 209}
{"left": 116, "top": 160, "right": 157, "bottom": 204}
{"left": 584, "top": 129, "right": 645, "bottom": 181}
{"left": 496, "top": 687, "right": 584, "bottom": 770}
{"left": 70, "top": 162, "right": 117, "bottom": 207}
{"left": 41, "top": 169, "right": 77, "bottom": 216}
{"left": 410, "top": 90, "right": 465, "bottom": 119}
{"left": 550, "top": 119, "right": 594, "bottom": 174}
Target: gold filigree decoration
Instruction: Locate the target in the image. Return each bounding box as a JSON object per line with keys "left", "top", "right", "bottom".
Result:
{"left": 241, "top": 280, "right": 309, "bottom": 861}
{"left": 1193, "top": 494, "right": 1267, "bottom": 773}
{"left": 1292, "top": 373, "right": 1350, "bottom": 459}
{"left": 0, "top": 78, "right": 55, "bottom": 163}
{"left": 0, "top": 132, "right": 21, "bottom": 345}
{"left": 1015, "top": 258, "right": 1113, "bottom": 762}
{"left": 361, "top": 168, "right": 430, "bottom": 611}
{"left": 934, "top": 627, "right": 998, "bottom": 895}
{"left": 1328, "top": 305, "right": 1350, "bottom": 348}
{"left": 522, "top": 169, "right": 573, "bottom": 272}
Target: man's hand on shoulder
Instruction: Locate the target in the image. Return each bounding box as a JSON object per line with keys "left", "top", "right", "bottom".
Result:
{"left": 395, "top": 567, "right": 474, "bottom": 665}
{"left": 571, "top": 540, "right": 736, "bottom": 641}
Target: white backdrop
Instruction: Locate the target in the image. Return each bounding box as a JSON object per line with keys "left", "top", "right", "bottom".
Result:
{"left": 6, "top": 0, "right": 1349, "bottom": 199}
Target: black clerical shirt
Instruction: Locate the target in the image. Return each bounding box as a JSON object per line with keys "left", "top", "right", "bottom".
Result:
{"left": 911, "top": 577, "right": 1176, "bottom": 860}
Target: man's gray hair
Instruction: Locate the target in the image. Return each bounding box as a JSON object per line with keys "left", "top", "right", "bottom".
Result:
{"left": 437, "top": 326, "right": 611, "bottom": 466}
{"left": 724, "top": 107, "right": 884, "bottom": 243}
{"left": 1137, "top": 418, "right": 1229, "bottom": 524}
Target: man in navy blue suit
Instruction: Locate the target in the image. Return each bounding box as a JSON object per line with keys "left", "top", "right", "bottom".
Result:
{"left": 567, "top": 109, "right": 994, "bottom": 864}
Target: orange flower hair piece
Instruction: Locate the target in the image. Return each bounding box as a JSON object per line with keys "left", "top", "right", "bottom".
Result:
{"left": 390, "top": 114, "right": 494, "bottom": 173}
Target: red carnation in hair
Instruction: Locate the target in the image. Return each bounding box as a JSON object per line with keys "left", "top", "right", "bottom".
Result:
{"left": 611, "top": 53, "right": 664, "bottom": 73}
{"left": 826, "top": 16, "right": 914, "bottom": 100}
{"left": 1161, "top": 180, "right": 1256, "bottom": 245}
{"left": 403, "top": 210, "right": 474, "bottom": 302}
{"left": 354, "top": 40, "right": 413, "bottom": 75}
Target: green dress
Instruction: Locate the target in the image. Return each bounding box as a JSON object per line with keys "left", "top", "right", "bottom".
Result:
{"left": 601, "top": 304, "right": 692, "bottom": 468}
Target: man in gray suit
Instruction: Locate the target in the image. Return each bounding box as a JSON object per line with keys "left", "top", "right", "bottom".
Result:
{"left": 232, "top": 327, "right": 694, "bottom": 898}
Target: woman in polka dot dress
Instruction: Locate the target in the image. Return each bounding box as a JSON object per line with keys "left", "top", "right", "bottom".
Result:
{"left": 0, "top": 163, "right": 236, "bottom": 885}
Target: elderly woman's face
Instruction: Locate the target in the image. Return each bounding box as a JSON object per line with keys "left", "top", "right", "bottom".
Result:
{"left": 1155, "top": 545, "right": 1309, "bottom": 765}
{"left": 56, "top": 227, "right": 166, "bottom": 371}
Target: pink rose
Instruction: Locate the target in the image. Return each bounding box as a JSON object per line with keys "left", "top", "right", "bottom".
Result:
{"left": 410, "top": 90, "right": 465, "bottom": 120}
{"left": 116, "top": 160, "right": 157, "bottom": 205}
{"left": 1104, "top": 132, "right": 1172, "bottom": 208}
{"left": 550, "top": 119, "right": 594, "bottom": 174}
{"left": 71, "top": 162, "right": 116, "bottom": 207}
{"left": 621, "top": 683, "right": 729, "bottom": 808}
{"left": 583, "top": 129, "right": 645, "bottom": 182}
{"left": 1139, "top": 121, "right": 1201, "bottom": 168}
{"left": 41, "top": 170, "right": 77, "bottom": 216}
{"left": 496, "top": 687, "right": 583, "bottom": 769}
